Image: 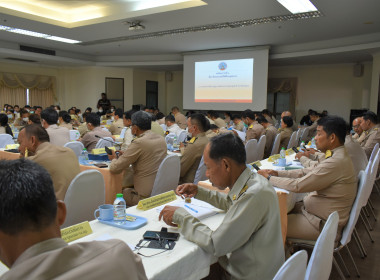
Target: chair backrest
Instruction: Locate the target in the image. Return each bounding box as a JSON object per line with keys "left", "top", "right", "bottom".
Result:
{"left": 361, "top": 149, "right": 380, "bottom": 207}
{"left": 245, "top": 139, "right": 258, "bottom": 164}
{"left": 340, "top": 170, "right": 366, "bottom": 246}
{"left": 0, "top": 134, "right": 15, "bottom": 148}
{"left": 299, "top": 127, "right": 310, "bottom": 143}
{"left": 62, "top": 170, "right": 105, "bottom": 228}
{"left": 306, "top": 211, "right": 339, "bottom": 280}
{"left": 194, "top": 155, "right": 207, "bottom": 184}
{"left": 119, "top": 127, "right": 127, "bottom": 139}
{"left": 69, "top": 129, "right": 80, "bottom": 141}
{"left": 64, "top": 141, "right": 84, "bottom": 158}
{"left": 94, "top": 137, "right": 114, "bottom": 149}
{"left": 270, "top": 133, "right": 281, "bottom": 156}
{"left": 296, "top": 128, "right": 303, "bottom": 145}
{"left": 368, "top": 142, "right": 379, "bottom": 163}
{"left": 273, "top": 250, "right": 307, "bottom": 280}
{"left": 287, "top": 131, "right": 298, "bottom": 149}
{"left": 160, "top": 124, "right": 167, "bottom": 131}
{"left": 256, "top": 134, "right": 266, "bottom": 160}
{"left": 165, "top": 133, "right": 176, "bottom": 144}
{"left": 150, "top": 155, "right": 180, "bottom": 196}
{"left": 178, "top": 130, "right": 188, "bottom": 142}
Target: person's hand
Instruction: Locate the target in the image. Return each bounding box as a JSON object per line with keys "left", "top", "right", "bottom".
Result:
{"left": 179, "top": 142, "right": 185, "bottom": 149}
{"left": 295, "top": 151, "right": 307, "bottom": 160}
{"left": 108, "top": 150, "right": 117, "bottom": 161}
{"left": 306, "top": 148, "right": 316, "bottom": 154}
{"left": 176, "top": 183, "right": 198, "bottom": 198}
{"left": 257, "top": 169, "right": 278, "bottom": 179}
{"left": 159, "top": 206, "right": 179, "bottom": 227}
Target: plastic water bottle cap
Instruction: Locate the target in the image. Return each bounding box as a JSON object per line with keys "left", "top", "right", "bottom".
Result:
{"left": 116, "top": 193, "right": 123, "bottom": 198}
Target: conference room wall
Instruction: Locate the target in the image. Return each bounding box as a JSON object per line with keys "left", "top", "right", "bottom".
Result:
{"left": 268, "top": 63, "right": 373, "bottom": 122}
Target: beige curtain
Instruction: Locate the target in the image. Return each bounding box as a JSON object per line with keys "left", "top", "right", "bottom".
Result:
{"left": 268, "top": 78, "right": 297, "bottom": 116}
{"left": 29, "top": 87, "right": 54, "bottom": 108}
{"left": 0, "top": 86, "right": 26, "bottom": 107}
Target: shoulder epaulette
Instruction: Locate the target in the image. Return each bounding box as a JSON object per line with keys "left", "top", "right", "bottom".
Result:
{"left": 325, "top": 150, "right": 332, "bottom": 159}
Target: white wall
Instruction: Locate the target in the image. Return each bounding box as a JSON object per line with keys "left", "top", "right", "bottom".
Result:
{"left": 268, "top": 63, "right": 373, "bottom": 122}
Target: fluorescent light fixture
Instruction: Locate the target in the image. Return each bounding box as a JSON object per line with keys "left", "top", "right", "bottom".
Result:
{"left": 0, "top": 25, "right": 81, "bottom": 44}
{"left": 277, "top": 0, "right": 318, "bottom": 14}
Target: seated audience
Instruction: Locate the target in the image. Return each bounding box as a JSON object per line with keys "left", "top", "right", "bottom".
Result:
{"left": 306, "top": 110, "right": 320, "bottom": 141}
{"left": 165, "top": 114, "right": 182, "bottom": 137}
{"left": 205, "top": 124, "right": 219, "bottom": 139}
{"left": 41, "top": 108, "right": 70, "bottom": 146}
{"left": 120, "top": 111, "right": 134, "bottom": 150}
{"left": 360, "top": 111, "right": 380, "bottom": 158}
{"left": 262, "top": 109, "right": 276, "bottom": 125}
{"left": 352, "top": 116, "right": 365, "bottom": 143}
{"left": 224, "top": 112, "right": 233, "bottom": 126}
{"left": 13, "top": 109, "right": 29, "bottom": 129}
{"left": 109, "top": 108, "right": 124, "bottom": 135}
{"left": 78, "top": 112, "right": 90, "bottom": 137}
{"left": 300, "top": 109, "right": 313, "bottom": 126}
{"left": 258, "top": 116, "right": 357, "bottom": 241}
{"left": 108, "top": 111, "right": 167, "bottom": 206}
{"left": 28, "top": 113, "right": 41, "bottom": 125}
{"left": 209, "top": 110, "right": 226, "bottom": 128}
{"left": 0, "top": 159, "right": 147, "bottom": 279}
{"left": 232, "top": 114, "right": 245, "bottom": 132}
{"left": 242, "top": 110, "right": 264, "bottom": 142}
{"left": 0, "top": 113, "right": 13, "bottom": 137}
{"left": 156, "top": 112, "right": 165, "bottom": 125}
{"left": 256, "top": 115, "right": 278, "bottom": 158}
{"left": 150, "top": 114, "right": 165, "bottom": 137}
{"left": 279, "top": 116, "right": 293, "bottom": 149}
{"left": 171, "top": 106, "right": 187, "bottom": 129}
{"left": 159, "top": 133, "right": 284, "bottom": 279}
{"left": 58, "top": 111, "right": 73, "bottom": 130}
{"left": 17, "top": 124, "right": 80, "bottom": 200}
{"left": 179, "top": 113, "right": 209, "bottom": 184}
{"left": 280, "top": 111, "right": 298, "bottom": 131}
{"left": 81, "top": 113, "right": 112, "bottom": 153}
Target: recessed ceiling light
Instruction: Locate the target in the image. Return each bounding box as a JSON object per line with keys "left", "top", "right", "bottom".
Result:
{"left": 0, "top": 25, "right": 81, "bottom": 44}
{"left": 276, "top": 0, "right": 318, "bottom": 14}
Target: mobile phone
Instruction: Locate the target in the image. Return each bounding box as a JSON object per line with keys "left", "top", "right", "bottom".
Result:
{"left": 143, "top": 230, "right": 179, "bottom": 241}
{"left": 104, "top": 146, "right": 112, "bottom": 155}
{"left": 251, "top": 163, "right": 260, "bottom": 171}
{"left": 292, "top": 147, "right": 299, "bottom": 153}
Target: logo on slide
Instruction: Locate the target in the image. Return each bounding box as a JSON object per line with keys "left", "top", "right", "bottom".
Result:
{"left": 218, "top": 62, "right": 227, "bottom": 71}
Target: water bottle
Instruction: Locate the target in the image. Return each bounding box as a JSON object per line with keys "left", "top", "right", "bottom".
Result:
{"left": 113, "top": 193, "right": 126, "bottom": 224}
{"left": 300, "top": 141, "right": 306, "bottom": 151}
{"left": 280, "top": 147, "right": 286, "bottom": 158}
{"left": 173, "top": 136, "right": 178, "bottom": 149}
{"left": 279, "top": 147, "right": 286, "bottom": 166}
{"left": 81, "top": 148, "right": 89, "bottom": 161}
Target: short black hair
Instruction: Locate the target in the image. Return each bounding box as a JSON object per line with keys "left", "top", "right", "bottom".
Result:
{"left": 59, "top": 110, "right": 71, "bottom": 123}
{"left": 114, "top": 108, "right": 123, "bottom": 118}
{"left": 29, "top": 114, "right": 41, "bottom": 124}
{"left": 24, "top": 124, "right": 50, "bottom": 143}
{"left": 317, "top": 115, "right": 347, "bottom": 144}
{"left": 256, "top": 115, "right": 268, "bottom": 124}
{"left": 232, "top": 114, "right": 241, "bottom": 120}
{"left": 209, "top": 133, "right": 246, "bottom": 165}
{"left": 165, "top": 114, "right": 175, "bottom": 123}
{"left": 208, "top": 110, "right": 219, "bottom": 118}
{"left": 86, "top": 113, "right": 100, "bottom": 127}
{"left": 362, "top": 111, "right": 378, "bottom": 124}
{"left": 131, "top": 111, "right": 151, "bottom": 130}
{"left": 171, "top": 106, "right": 179, "bottom": 111}
{"left": 0, "top": 113, "right": 8, "bottom": 126}
{"left": 242, "top": 109, "right": 255, "bottom": 120}
{"left": 190, "top": 113, "right": 209, "bottom": 132}
{"left": 123, "top": 111, "right": 132, "bottom": 120}
{"left": 210, "top": 124, "right": 219, "bottom": 130}
{"left": 41, "top": 108, "right": 58, "bottom": 125}
{"left": 0, "top": 159, "right": 57, "bottom": 234}
{"left": 156, "top": 112, "right": 165, "bottom": 120}
{"left": 82, "top": 112, "right": 89, "bottom": 121}
{"left": 282, "top": 116, "right": 293, "bottom": 127}
{"left": 309, "top": 110, "right": 319, "bottom": 117}
{"left": 85, "top": 107, "right": 92, "bottom": 113}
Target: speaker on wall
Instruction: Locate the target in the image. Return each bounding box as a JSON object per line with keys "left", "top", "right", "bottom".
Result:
{"left": 353, "top": 64, "right": 364, "bottom": 77}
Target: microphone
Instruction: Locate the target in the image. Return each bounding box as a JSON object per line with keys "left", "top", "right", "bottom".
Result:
{"left": 95, "top": 135, "right": 121, "bottom": 146}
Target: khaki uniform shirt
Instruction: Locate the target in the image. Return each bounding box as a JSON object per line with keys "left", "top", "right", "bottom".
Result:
{"left": 0, "top": 238, "right": 147, "bottom": 280}
{"left": 81, "top": 126, "right": 112, "bottom": 153}
{"left": 109, "top": 130, "right": 167, "bottom": 198}
{"left": 173, "top": 168, "right": 284, "bottom": 280}
{"left": 108, "top": 118, "right": 124, "bottom": 135}
{"left": 121, "top": 127, "right": 134, "bottom": 150}
{"left": 264, "top": 124, "right": 278, "bottom": 158}
{"left": 306, "top": 120, "right": 318, "bottom": 142}
{"left": 279, "top": 127, "right": 293, "bottom": 149}
{"left": 214, "top": 117, "right": 226, "bottom": 128}
{"left": 270, "top": 146, "right": 357, "bottom": 233}
{"left": 299, "top": 152, "right": 325, "bottom": 168}
{"left": 234, "top": 121, "right": 245, "bottom": 132}
{"left": 78, "top": 122, "right": 89, "bottom": 137}
{"left": 353, "top": 132, "right": 366, "bottom": 144}
{"left": 245, "top": 122, "right": 264, "bottom": 142}
{"left": 28, "top": 142, "right": 80, "bottom": 200}
{"left": 360, "top": 125, "right": 380, "bottom": 159}
{"left": 205, "top": 129, "right": 218, "bottom": 139}
{"left": 150, "top": 121, "right": 165, "bottom": 137}
{"left": 46, "top": 124, "right": 70, "bottom": 147}
{"left": 13, "top": 117, "right": 28, "bottom": 129}
{"left": 174, "top": 112, "right": 187, "bottom": 129}
{"left": 179, "top": 133, "right": 209, "bottom": 184}
{"left": 59, "top": 122, "right": 72, "bottom": 130}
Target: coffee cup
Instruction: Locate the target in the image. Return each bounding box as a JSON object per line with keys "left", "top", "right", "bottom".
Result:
{"left": 94, "top": 204, "right": 114, "bottom": 221}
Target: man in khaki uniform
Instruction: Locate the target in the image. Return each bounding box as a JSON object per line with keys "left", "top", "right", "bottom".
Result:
{"left": 150, "top": 114, "right": 165, "bottom": 137}
{"left": 0, "top": 159, "right": 147, "bottom": 280}
{"left": 352, "top": 117, "right": 365, "bottom": 143}
{"left": 108, "top": 108, "right": 124, "bottom": 135}
{"left": 306, "top": 110, "right": 320, "bottom": 142}
{"left": 209, "top": 110, "right": 226, "bottom": 128}
{"left": 279, "top": 116, "right": 293, "bottom": 149}
{"left": 165, "top": 114, "right": 183, "bottom": 137}
{"left": 281, "top": 111, "right": 298, "bottom": 131}
{"left": 17, "top": 125, "right": 80, "bottom": 200}
{"left": 171, "top": 106, "right": 187, "bottom": 129}
{"left": 360, "top": 111, "right": 380, "bottom": 159}
{"left": 81, "top": 113, "right": 112, "bottom": 153}
{"left": 232, "top": 115, "right": 245, "bottom": 132}
{"left": 179, "top": 113, "right": 209, "bottom": 184}
{"left": 120, "top": 111, "right": 134, "bottom": 150}
{"left": 108, "top": 111, "right": 167, "bottom": 206}
{"left": 257, "top": 115, "right": 278, "bottom": 158}
{"left": 159, "top": 134, "right": 284, "bottom": 280}
{"left": 259, "top": 116, "right": 357, "bottom": 241}
{"left": 41, "top": 108, "right": 70, "bottom": 147}
{"left": 243, "top": 110, "right": 264, "bottom": 142}
{"left": 78, "top": 112, "right": 90, "bottom": 137}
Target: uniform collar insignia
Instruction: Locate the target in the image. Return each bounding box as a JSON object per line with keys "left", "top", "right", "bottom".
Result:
{"left": 325, "top": 150, "right": 332, "bottom": 159}
{"left": 189, "top": 137, "right": 197, "bottom": 143}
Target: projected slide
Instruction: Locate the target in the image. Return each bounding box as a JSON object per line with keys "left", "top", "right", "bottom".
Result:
{"left": 194, "top": 58, "right": 253, "bottom": 103}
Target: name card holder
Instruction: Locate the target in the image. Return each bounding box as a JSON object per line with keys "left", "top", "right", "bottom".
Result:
{"left": 251, "top": 160, "right": 262, "bottom": 167}
{"left": 5, "top": 144, "right": 19, "bottom": 149}
{"left": 268, "top": 154, "right": 280, "bottom": 162}
{"left": 137, "top": 190, "right": 177, "bottom": 211}
{"left": 92, "top": 146, "right": 116, "bottom": 155}
{"left": 61, "top": 221, "right": 93, "bottom": 243}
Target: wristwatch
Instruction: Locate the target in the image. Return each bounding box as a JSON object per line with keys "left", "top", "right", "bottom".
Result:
{"left": 267, "top": 175, "right": 272, "bottom": 181}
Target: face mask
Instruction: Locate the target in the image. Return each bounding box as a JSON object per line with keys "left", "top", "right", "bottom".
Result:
{"left": 111, "top": 109, "right": 114, "bottom": 112}
{"left": 30, "top": 111, "right": 34, "bottom": 114}
{"left": 99, "top": 109, "right": 103, "bottom": 113}
{"left": 23, "top": 117, "right": 29, "bottom": 122}
{"left": 78, "top": 113, "right": 82, "bottom": 117}
{"left": 111, "top": 116, "right": 114, "bottom": 121}
{"left": 7, "top": 114, "right": 13, "bottom": 119}
{"left": 56, "top": 110, "right": 59, "bottom": 114}
{"left": 243, "top": 123, "right": 248, "bottom": 128}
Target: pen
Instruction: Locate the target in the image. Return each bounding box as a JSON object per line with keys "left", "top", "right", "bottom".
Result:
{"left": 184, "top": 204, "right": 198, "bottom": 213}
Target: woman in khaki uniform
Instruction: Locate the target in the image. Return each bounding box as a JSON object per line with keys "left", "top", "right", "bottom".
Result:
{"left": 279, "top": 116, "right": 293, "bottom": 149}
